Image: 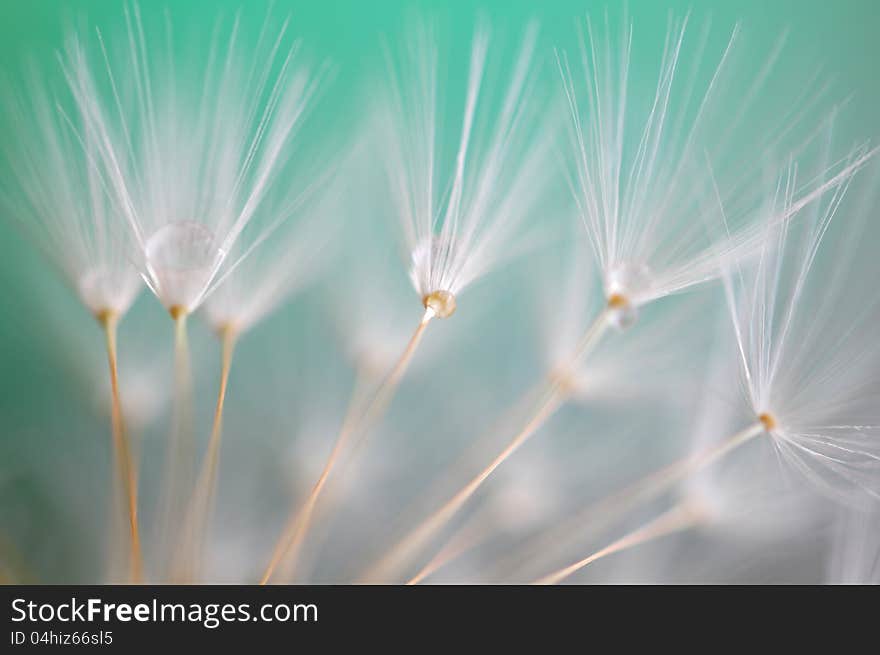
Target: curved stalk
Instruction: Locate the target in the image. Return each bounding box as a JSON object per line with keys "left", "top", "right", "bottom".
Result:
{"left": 496, "top": 421, "right": 766, "bottom": 580}
{"left": 98, "top": 310, "right": 142, "bottom": 583}
{"left": 533, "top": 502, "right": 704, "bottom": 585}
{"left": 160, "top": 308, "right": 194, "bottom": 581}
{"left": 360, "top": 308, "right": 611, "bottom": 583}
{"left": 260, "top": 306, "right": 435, "bottom": 584}
{"left": 405, "top": 504, "right": 493, "bottom": 585}
{"left": 173, "top": 324, "right": 237, "bottom": 582}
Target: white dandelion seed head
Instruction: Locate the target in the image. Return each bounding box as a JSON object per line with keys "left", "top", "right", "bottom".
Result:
{"left": 722, "top": 154, "right": 880, "bottom": 502}
{"left": 76, "top": 265, "right": 141, "bottom": 317}
{"left": 1, "top": 63, "right": 142, "bottom": 317}
{"left": 380, "top": 18, "right": 553, "bottom": 313}
{"left": 558, "top": 13, "right": 874, "bottom": 319}
{"left": 682, "top": 337, "right": 827, "bottom": 541}
{"left": 62, "top": 6, "right": 328, "bottom": 315}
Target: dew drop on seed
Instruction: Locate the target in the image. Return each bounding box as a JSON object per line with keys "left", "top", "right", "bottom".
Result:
{"left": 423, "top": 289, "right": 457, "bottom": 318}
{"left": 144, "top": 220, "right": 223, "bottom": 310}
{"left": 608, "top": 301, "right": 638, "bottom": 330}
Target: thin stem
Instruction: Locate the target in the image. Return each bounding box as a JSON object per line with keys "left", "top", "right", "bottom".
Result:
{"left": 405, "top": 503, "right": 492, "bottom": 585}
{"left": 371, "top": 373, "right": 564, "bottom": 563}
{"left": 99, "top": 310, "right": 142, "bottom": 583}
{"left": 532, "top": 502, "right": 704, "bottom": 585}
{"left": 160, "top": 308, "right": 194, "bottom": 581}
{"left": 361, "top": 308, "right": 611, "bottom": 583}
{"left": 174, "top": 324, "right": 238, "bottom": 582}
{"left": 260, "top": 307, "right": 435, "bottom": 585}
{"left": 367, "top": 306, "right": 436, "bottom": 421}
{"left": 494, "top": 421, "right": 766, "bottom": 580}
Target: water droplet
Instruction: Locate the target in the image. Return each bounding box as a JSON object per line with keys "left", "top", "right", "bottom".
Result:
{"left": 605, "top": 263, "right": 652, "bottom": 330}
{"left": 423, "top": 289, "right": 457, "bottom": 318}
{"left": 144, "top": 221, "right": 223, "bottom": 311}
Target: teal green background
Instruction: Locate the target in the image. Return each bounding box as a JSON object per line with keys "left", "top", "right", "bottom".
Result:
{"left": 1, "top": 1, "right": 878, "bottom": 583}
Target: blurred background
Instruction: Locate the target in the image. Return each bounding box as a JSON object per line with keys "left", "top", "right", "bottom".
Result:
{"left": 1, "top": 0, "right": 878, "bottom": 583}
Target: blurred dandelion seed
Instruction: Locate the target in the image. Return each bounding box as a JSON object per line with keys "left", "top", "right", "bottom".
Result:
{"left": 529, "top": 149, "right": 880, "bottom": 584}
{"left": 5, "top": 3, "right": 880, "bottom": 587}
{"left": 721, "top": 156, "right": 880, "bottom": 502}
{"left": 59, "top": 5, "right": 328, "bottom": 581}
{"left": 1, "top": 65, "right": 143, "bottom": 581}
{"left": 363, "top": 14, "right": 875, "bottom": 583}
{"left": 63, "top": 7, "right": 328, "bottom": 317}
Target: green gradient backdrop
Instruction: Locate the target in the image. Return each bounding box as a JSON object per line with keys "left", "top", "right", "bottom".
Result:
{"left": 1, "top": 1, "right": 878, "bottom": 582}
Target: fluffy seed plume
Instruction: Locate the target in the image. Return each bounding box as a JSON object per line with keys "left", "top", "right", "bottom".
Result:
{"left": 722, "top": 155, "right": 880, "bottom": 501}
{"left": 1, "top": 65, "right": 141, "bottom": 317}
{"left": 379, "top": 19, "right": 552, "bottom": 318}
{"left": 557, "top": 13, "right": 874, "bottom": 325}
{"left": 62, "top": 6, "right": 328, "bottom": 317}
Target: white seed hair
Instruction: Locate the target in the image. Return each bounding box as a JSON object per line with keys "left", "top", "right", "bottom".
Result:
{"left": 1, "top": 64, "right": 141, "bottom": 316}
{"left": 62, "top": 6, "right": 328, "bottom": 314}
{"left": 722, "top": 154, "right": 880, "bottom": 501}
{"left": 379, "top": 18, "right": 553, "bottom": 303}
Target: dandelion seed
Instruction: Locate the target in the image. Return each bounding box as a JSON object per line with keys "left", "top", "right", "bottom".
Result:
{"left": 62, "top": 7, "right": 327, "bottom": 319}
{"left": 557, "top": 12, "right": 857, "bottom": 313}
{"left": 721, "top": 157, "right": 880, "bottom": 502}
{"left": 363, "top": 13, "right": 876, "bottom": 582}
{"left": 383, "top": 19, "right": 551, "bottom": 317}
{"left": 60, "top": 6, "right": 328, "bottom": 581}
{"left": 530, "top": 150, "right": 880, "bottom": 584}
{"left": 538, "top": 237, "right": 715, "bottom": 407}
{"left": 1, "top": 63, "right": 144, "bottom": 581}
{"left": 260, "top": 18, "right": 550, "bottom": 584}
{"left": 1, "top": 69, "right": 141, "bottom": 319}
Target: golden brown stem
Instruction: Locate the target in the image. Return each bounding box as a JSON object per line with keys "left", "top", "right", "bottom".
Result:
{"left": 532, "top": 502, "right": 704, "bottom": 585}
{"left": 360, "top": 309, "right": 611, "bottom": 583}
{"left": 160, "top": 309, "right": 194, "bottom": 581}
{"left": 361, "top": 385, "right": 565, "bottom": 583}
{"left": 98, "top": 310, "right": 142, "bottom": 583}
{"left": 492, "top": 421, "right": 766, "bottom": 580}
{"left": 260, "top": 308, "right": 435, "bottom": 585}
{"left": 174, "top": 324, "right": 238, "bottom": 582}
{"left": 258, "top": 435, "right": 344, "bottom": 585}
{"left": 405, "top": 504, "right": 493, "bottom": 585}
{"left": 198, "top": 323, "right": 237, "bottom": 525}
{"left": 371, "top": 307, "right": 435, "bottom": 414}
